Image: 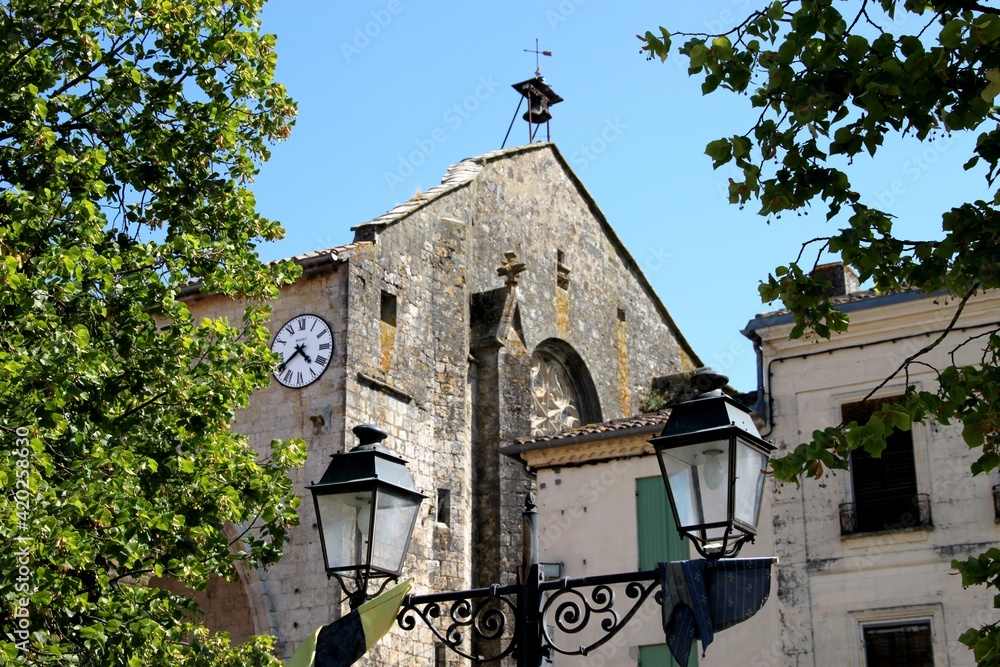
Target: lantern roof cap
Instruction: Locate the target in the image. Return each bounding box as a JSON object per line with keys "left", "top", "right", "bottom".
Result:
{"left": 651, "top": 371, "right": 773, "bottom": 451}
{"left": 310, "top": 425, "right": 425, "bottom": 497}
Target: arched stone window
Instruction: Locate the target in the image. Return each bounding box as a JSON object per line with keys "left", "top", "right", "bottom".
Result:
{"left": 530, "top": 340, "right": 601, "bottom": 436}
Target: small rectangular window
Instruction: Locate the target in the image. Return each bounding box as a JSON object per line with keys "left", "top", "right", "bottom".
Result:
{"left": 436, "top": 488, "right": 451, "bottom": 525}
{"left": 556, "top": 249, "right": 570, "bottom": 290}
{"left": 380, "top": 291, "right": 397, "bottom": 327}
{"left": 863, "top": 620, "right": 933, "bottom": 666}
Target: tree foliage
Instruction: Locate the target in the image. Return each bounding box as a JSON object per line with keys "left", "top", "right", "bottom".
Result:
{"left": 0, "top": 0, "right": 306, "bottom": 663}
{"left": 643, "top": 0, "right": 1000, "bottom": 662}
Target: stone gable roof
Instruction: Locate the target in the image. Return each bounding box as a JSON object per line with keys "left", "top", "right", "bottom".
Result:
{"left": 343, "top": 142, "right": 702, "bottom": 368}
{"left": 350, "top": 143, "right": 550, "bottom": 238}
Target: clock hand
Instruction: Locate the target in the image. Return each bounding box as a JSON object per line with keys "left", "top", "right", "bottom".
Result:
{"left": 291, "top": 343, "right": 312, "bottom": 364}
{"left": 277, "top": 347, "right": 303, "bottom": 372}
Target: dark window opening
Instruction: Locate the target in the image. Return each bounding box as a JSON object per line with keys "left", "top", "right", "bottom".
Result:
{"left": 863, "top": 621, "right": 933, "bottom": 667}
{"left": 556, "top": 249, "right": 570, "bottom": 290}
{"left": 380, "top": 291, "right": 397, "bottom": 327}
{"left": 436, "top": 488, "right": 451, "bottom": 525}
{"left": 841, "top": 398, "right": 929, "bottom": 535}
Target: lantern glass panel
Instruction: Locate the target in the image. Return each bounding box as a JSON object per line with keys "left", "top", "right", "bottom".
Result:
{"left": 315, "top": 490, "right": 374, "bottom": 572}
{"left": 734, "top": 439, "right": 769, "bottom": 530}
{"left": 658, "top": 437, "right": 733, "bottom": 532}
{"left": 370, "top": 489, "right": 422, "bottom": 574}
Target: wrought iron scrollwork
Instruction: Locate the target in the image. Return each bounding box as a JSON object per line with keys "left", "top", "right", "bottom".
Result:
{"left": 398, "top": 570, "right": 662, "bottom": 663}
{"left": 539, "top": 572, "right": 660, "bottom": 657}
{"left": 398, "top": 585, "right": 520, "bottom": 663}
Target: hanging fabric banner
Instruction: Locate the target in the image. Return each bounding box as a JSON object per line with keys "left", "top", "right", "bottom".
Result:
{"left": 660, "top": 559, "right": 772, "bottom": 667}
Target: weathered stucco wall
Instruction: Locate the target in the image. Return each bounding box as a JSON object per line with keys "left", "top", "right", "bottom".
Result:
{"left": 751, "top": 289, "right": 1000, "bottom": 667}
{"left": 529, "top": 439, "right": 778, "bottom": 666}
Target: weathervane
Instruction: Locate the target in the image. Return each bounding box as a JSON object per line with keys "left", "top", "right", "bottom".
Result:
{"left": 524, "top": 38, "right": 552, "bottom": 76}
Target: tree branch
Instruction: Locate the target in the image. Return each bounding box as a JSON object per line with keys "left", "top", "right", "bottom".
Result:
{"left": 936, "top": 0, "right": 1000, "bottom": 17}
{"left": 859, "top": 281, "right": 981, "bottom": 406}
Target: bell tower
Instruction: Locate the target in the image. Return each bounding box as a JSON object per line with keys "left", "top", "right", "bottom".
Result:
{"left": 504, "top": 40, "right": 564, "bottom": 145}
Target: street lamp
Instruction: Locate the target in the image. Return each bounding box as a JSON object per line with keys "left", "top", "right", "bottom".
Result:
{"left": 310, "top": 371, "right": 773, "bottom": 665}
{"left": 649, "top": 372, "right": 775, "bottom": 559}
{"left": 307, "top": 424, "right": 426, "bottom": 609}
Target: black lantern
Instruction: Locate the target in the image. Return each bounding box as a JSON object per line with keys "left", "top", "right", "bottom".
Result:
{"left": 650, "top": 372, "right": 775, "bottom": 559}
{"left": 308, "top": 425, "right": 426, "bottom": 607}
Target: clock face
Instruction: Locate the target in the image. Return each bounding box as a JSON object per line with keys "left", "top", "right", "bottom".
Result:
{"left": 270, "top": 314, "right": 333, "bottom": 388}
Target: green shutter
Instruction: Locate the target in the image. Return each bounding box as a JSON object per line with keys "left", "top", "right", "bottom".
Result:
{"left": 636, "top": 477, "right": 695, "bottom": 667}
{"left": 639, "top": 644, "right": 671, "bottom": 666}
{"left": 640, "top": 643, "right": 697, "bottom": 667}
{"left": 636, "top": 476, "right": 688, "bottom": 569}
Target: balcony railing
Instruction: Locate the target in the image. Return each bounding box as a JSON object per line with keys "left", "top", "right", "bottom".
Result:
{"left": 840, "top": 493, "right": 933, "bottom": 536}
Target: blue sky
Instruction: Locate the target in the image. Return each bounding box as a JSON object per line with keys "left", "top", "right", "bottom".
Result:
{"left": 250, "top": 1, "right": 985, "bottom": 392}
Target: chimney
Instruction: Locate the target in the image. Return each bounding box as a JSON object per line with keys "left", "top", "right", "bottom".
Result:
{"left": 811, "top": 262, "right": 860, "bottom": 298}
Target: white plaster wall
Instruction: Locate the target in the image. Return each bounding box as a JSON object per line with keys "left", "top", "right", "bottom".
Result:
{"left": 536, "top": 454, "right": 780, "bottom": 666}
{"left": 755, "top": 290, "right": 1000, "bottom": 666}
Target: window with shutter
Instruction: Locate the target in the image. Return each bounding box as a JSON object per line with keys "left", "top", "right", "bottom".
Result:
{"left": 842, "top": 398, "right": 929, "bottom": 534}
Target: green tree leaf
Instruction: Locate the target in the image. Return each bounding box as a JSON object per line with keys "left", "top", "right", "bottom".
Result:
{"left": 647, "top": 2, "right": 1000, "bottom": 663}
{"left": 0, "top": 0, "right": 305, "bottom": 664}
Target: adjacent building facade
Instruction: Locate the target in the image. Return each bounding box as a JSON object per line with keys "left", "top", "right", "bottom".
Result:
{"left": 505, "top": 376, "right": 779, "bottom": 667}
{"left": 743, "top": 265, "right": 1000, "bottom": 667}
{"left": 180, "top": 142, "right": 700, "bottom": 662}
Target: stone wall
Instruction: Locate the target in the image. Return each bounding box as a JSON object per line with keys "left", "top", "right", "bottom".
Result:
{"left": 183, "top": 265, "right": 350, "bottom": 657}
{"left": 463, "top": 147, "right": 695, "bottom": 416}
{"left": 180, "top": 143, "right": 700, "bottom": 664}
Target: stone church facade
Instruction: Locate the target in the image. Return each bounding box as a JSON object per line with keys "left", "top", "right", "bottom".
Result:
{"left": 180, "top": 142, "right": 700, "bottom": 663}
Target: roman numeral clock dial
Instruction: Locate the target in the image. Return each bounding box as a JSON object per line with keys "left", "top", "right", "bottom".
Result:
{"left": 270, "top": 314, "right": 333, "bottom": 389}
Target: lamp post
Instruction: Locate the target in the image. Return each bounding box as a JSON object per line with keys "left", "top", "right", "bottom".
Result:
{"left": 309, "top": 372, "right": 773, "bottom": 665}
